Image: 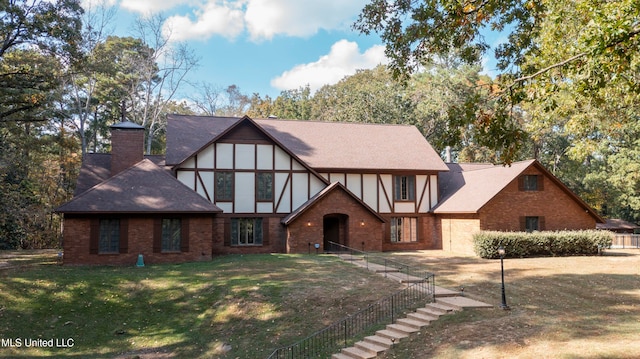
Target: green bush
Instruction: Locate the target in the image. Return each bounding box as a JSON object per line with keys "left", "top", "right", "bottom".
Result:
{"left": 473, "top": 230, "right": 614, "bottom": 259}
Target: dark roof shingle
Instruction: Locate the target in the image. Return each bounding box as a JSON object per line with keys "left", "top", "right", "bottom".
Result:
{"left": 57, "top": 159, "right": 221, "bottom": 214}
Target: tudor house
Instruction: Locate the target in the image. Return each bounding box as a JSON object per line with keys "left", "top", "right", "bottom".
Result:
{"left": 56, "top": 115, "right": 603, "bottom": 265}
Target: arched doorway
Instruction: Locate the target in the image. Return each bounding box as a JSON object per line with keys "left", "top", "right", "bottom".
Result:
{"left": 323, "top": 214, "right": 349, "bottom": 250}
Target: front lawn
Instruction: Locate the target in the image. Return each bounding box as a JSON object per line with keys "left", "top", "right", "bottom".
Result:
{"left": 0, "top": 253, "right": 403, "bottom": 358}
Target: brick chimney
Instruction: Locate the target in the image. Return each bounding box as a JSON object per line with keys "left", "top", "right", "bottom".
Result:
{"left": 110, "top": 121, "right": 145, "bottom": 176}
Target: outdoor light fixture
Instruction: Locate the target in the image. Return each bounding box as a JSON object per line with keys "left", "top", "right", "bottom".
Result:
{"left": 360, "top": 220, "right": 365, "bottom": 226}
{"left": 307, "top": 221, "right": 312, "bottom": 227}
{"left": 498, "top": 246, "right": 510, "bottom": 310}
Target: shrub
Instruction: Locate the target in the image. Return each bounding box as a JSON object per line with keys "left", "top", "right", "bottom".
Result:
{"left": 473, "top": 230, "right": 614, "bottom": 259}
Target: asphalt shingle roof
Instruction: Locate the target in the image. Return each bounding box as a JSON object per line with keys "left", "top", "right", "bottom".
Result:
{"left": 166, "top": 114, "right": 448, "bottom": 172}
{"left": 57, "top": 159, "right": 221, "bottom": 214}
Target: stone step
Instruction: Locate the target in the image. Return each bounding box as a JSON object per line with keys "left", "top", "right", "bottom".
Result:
{"left": 396, "top": 317, "right": 431, "bottom": 330}
{"left": 430, "top": 302, "right": 460, "bottom": 313}
{"left": 407, "top": 311, "right": 439, "bottom": 322}
{"left": 375, "top": 328, "right": 408, "bottom": 341}
{"left": 386, "top": 323, "right": 420, "bottom": 335}
{"left": 339, "top": 346, "right": 377, "bottom": 359}
{"left": 363, "top": 335, "right": 394, "bottom": 349}
{"left": 332, "top": 353, "right": 352, "bottom": 359}
{"left": 355, "top": 340, "right": 388, "bottom": 355}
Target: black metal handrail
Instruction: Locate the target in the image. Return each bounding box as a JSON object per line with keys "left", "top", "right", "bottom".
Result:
{"left": 266, "top": 243, "right": 435, "bottom": 359}
{"left": 326, "top": 241, "right": 433, "bottom": 282}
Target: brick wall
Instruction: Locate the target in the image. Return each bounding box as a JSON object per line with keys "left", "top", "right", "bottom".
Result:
{"left": 62, "top": 215, "right": 213, "bottom": 266}
{"left": 285, "top": 187, "right": 385, "bottom": 254}
{"left": 212, "top": 215, "right": 286, "bottom": 255}
{"left": 111, "top": 128, "right": 144, "bottom": 176}
{"left": 479, "top": 167, "right": 597, "bottom": 231}
{"left": 381, "top": 215, "right": 440, "bottom": 251}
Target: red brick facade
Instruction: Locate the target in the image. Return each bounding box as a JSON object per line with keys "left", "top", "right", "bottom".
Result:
{"left": 479, "top": 167, "right": 597, "bottom": 231}
{"left": 62, "top": 215, "right": 213, "bottom": 266}
{"left": 285, "top": 186, "right": 385, "bottom": 254}
{"left": 110, "top": 127, "right": 144, "bottom": 176}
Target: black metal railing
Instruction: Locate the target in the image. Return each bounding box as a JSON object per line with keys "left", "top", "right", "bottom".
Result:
{"left": 266, "top": 243, "right": 435, "bottom": 359}
{"left": 326, "top": 241, "right": 433, "bottom": 282}
{"left": 266, "top": 278, "right": 434, "bottom": 359}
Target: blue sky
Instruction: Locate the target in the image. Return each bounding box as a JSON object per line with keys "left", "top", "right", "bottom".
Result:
{"left": 85, "top": 0, "right": 505, "bottom": 99}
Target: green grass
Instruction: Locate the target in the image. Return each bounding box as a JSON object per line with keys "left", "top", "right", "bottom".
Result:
{"left": 0, "top": 253, "right": 404, "bottom": 358}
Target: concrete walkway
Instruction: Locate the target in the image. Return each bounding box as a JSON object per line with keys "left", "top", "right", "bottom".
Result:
{"left": 332, "top": 254, "right": 492, "bottom": 359}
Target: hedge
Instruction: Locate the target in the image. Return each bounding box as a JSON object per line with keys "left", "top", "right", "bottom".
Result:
{"left": 473, "top": 230, "right": 614, "bottom": 259}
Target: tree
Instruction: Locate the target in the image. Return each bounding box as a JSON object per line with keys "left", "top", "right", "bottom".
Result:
{"left": 0, "top": 0, "right": 83, "bottom": 122}
{"left": 311, "top": 65, "right": 414, "bottom": 125}
{"left": 354, "top": 0, "right": 640, "bottom": 163}
{"left": 129, "top": 14, "right": 199, "bottom": 154}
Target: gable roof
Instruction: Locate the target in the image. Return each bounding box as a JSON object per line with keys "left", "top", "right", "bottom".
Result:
{"left": 56, "top": 159, "right": 221, "bottom": 214}
{"left": 281, "top": 182, "right": 385, "bottom": 225}
{"left": 166, "top": 114, "right": 448, "bottom": 172}
{"left": 434, "top": 159, "right": 603, "bottom": 222}
{"left": 254, "top": 118, "right": 448, "bottom": 172}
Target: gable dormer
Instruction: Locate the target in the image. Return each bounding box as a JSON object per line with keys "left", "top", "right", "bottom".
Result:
{"left": 170, "top": 116, "right": 328, "bottom": 215}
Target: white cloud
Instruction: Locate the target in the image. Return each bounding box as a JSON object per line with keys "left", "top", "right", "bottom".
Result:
{"left": 244, "top": 0, "right": 368, "bottom": 41}
{"left": 271, "top": 40, "right": 388, "bottom": 92}
{"left": 162, "top": 2, "right": 245, "bottom": 41}
{"left": 117, "top": 0, "right": 369, "bottom": 41}
{"left": 120, "top": 0, "right": 187, "bottom": 15}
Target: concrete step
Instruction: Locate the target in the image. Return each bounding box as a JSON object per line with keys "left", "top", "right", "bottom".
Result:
{"left": 363, "top": 335, "right": 394, "bottom": 349}
{"left": 407, "top": 311, "right": 439, "bottom": 322}
{"left": 386, "top": 323, "right": 420, "bottom": 335}
{"left": 416, "top": 307, "right": 445, "bottom": 317}
{"left": 396, "top": 317, "right": 431, "bottom": 330}
{"left": 332, "top": 353, "right": 352, "bottom": 359}
{"left": 375, "top": 328, "right": 408, "bottom": 341}
{"left": 420, "top": 303, "right": 455, "bottom": 316}
{"left": 355, "top": 340, "right": 388, "bottom": 355}
{"left": 339, "top": 346, "right": 377, "bottom": 359}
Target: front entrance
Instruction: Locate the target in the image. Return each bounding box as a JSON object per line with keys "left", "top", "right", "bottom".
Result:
{"left": 323, "top": 214, "right": 348, "bottom": 250}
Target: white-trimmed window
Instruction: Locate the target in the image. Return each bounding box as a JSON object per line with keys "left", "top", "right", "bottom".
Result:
{"left": 390, "top": 217, "right": 418, "bottom": 243}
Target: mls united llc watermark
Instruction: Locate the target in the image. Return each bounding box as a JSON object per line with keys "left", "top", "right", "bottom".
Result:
{"left": 1, "top": 338, "right": 74, "bottom": 348}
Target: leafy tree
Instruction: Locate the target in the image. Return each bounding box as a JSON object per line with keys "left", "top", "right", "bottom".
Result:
{"left": 354, "top": 0, "right": 640, "bottom": 163}
{"left": 311, "top": 65, "right": 414, "bottom": 125}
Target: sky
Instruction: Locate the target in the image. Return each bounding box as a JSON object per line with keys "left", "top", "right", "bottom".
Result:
{"left": 84, "top": 0, "right": 505, "bottom": 99}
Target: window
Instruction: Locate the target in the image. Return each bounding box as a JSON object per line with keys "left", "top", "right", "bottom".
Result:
{"left": 256, "top": 172, "right": 273, "bottom": 201}
{"left": 394, "top": 175, "right": 415, "bottom": 201}
{"left": 522, "top": 175, "right": 540, "bottom": 191}
{"left": 215, "top": 172, "right": 233, "bottom": 201}
{"left": 390, "top": 217, "right": 418, "bottom": 243}
{"left": 231, "top": 218, "right": 263, "bottom": 246}
{"left": 99, "top": 219, "right": 120, "bottom": 253}
{"left": 161, "top": 218, "right": 181, "bottom": 252}
{"left": 525, "top": 216, "right": 540, "bottom": 232}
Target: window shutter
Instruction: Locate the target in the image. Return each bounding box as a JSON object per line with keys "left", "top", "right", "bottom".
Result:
{"left": 223, "top": 218, "right": 231, "bottom": 246}
{"left": 119, "top": 219, "right": 128, "bottom": 254}
{"left": 539, "top": 216, "right": 546, "bottom": 231}
{"left": 153, "top": 218, "right": 162, "bottom": 253}
{"left": 181, "top": 218, "right": 190, "bottom": 252}
{"left": 90, "top": 218, "right": 99, "bottom": 254}
{"left": 262, "top": 218, "right": 270, "bottom": 246}
{"left": 518, "top": 176, "right": 525, "bottom": 191}
{"left": 537, "top": 175, "right": 544, "bottom": 191}
{"left": 519, "top": 216, "right": 526, "bottom": 231}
